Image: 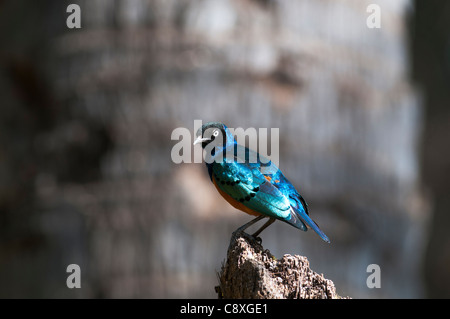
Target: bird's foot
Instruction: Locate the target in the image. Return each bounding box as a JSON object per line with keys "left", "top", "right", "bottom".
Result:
{"left": 252, "top": 235, "right": 262, "bottom": 244}
{"left": 232, "top": 215, "right": 269, "bottom": 245}
{"left": 232, "top": 229, "right": 262, "bottom": 244}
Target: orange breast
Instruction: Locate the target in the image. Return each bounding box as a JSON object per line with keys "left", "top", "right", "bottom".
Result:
{"left": 212, "top": 175, "right": 262, "bottom": 217}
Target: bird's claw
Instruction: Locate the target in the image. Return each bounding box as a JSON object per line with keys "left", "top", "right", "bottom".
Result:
{"left": 252, "top": 235, "right": 262, "bottom": 244}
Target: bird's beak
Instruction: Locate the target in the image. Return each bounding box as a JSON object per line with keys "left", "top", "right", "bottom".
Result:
{"left": 193, "top": 136, "right": 210, "bottom": 145}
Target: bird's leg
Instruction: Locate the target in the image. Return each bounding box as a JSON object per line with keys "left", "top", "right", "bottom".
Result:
{"left": 235, "top": 215, "right": 265, "bottom": 234}
{"left": 251, "top": 217, "right": 275, "bottom": 238}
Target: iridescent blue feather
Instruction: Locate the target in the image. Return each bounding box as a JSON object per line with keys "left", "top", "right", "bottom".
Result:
{"left": 202, "top": 123, "right": 330, "bottom": 243}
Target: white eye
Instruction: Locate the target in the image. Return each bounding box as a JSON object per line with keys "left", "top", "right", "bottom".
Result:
{"left": 213, "top": 130, "right": 219, "bottom": 137}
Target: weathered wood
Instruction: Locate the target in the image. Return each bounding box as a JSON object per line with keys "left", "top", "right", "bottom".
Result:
{"left": 217, "top": 231, "right": 349, "bottom": 299}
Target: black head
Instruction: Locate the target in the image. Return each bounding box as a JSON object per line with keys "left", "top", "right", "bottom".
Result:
{"left": 193, "top": 122, "right": 228, "bottom": 149}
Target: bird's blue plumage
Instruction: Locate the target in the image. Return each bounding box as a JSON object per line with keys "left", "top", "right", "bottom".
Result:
{"left": 196, "top": 122, "right": 330, "bottom": 243}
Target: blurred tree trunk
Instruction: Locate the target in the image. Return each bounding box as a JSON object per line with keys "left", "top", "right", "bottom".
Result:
{"left": 412, "top": 0, "right": 450, "bottom": 298}
{"left": 0, "top": 0, "right": 429, "bottom": 298}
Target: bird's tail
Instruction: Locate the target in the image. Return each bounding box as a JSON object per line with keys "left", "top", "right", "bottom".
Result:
{"left": 288, "top": 207, "right": 330, "bottom": 243}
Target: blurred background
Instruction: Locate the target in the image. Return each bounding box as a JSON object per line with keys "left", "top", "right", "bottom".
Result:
{"left": 0, "top": 0, "right": 448, "bottom": 298}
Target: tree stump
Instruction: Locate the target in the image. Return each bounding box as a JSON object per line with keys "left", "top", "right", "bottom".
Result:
{"left": 217, "top": 231, "right": 349, "bottom": 299}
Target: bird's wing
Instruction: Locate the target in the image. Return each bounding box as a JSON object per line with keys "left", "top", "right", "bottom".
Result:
{"left": 290, "top": 203, "right": 330, "bottom": 242}
{"left": 233, "top": 144, "right": 279, "bottom": 175}
{"left": 278, "top": 175, "right": 330, "bottom": 242}
{"left": 211, "top": 159, "right": 291, "bottom": 220}
{"left": 216, "top": 143, "right": 330, "bottom": 242}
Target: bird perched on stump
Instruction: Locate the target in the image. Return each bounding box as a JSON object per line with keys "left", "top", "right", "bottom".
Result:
{"left": 193, "top": 122, "right": 330, "bottom": 243}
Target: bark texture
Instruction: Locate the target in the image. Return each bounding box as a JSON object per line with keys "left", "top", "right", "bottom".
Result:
{"left": 218, "top": 231, "right": 349, "bottom": 299}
